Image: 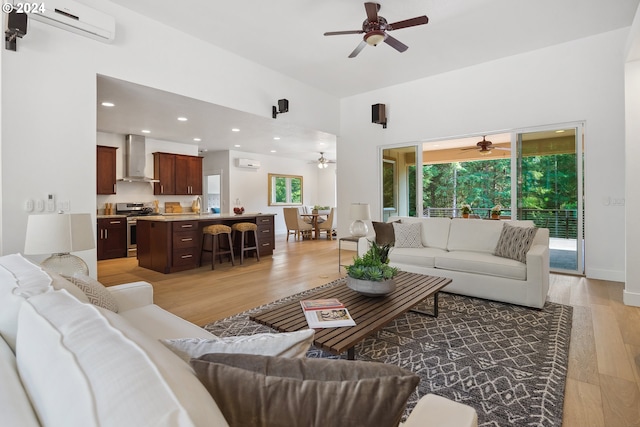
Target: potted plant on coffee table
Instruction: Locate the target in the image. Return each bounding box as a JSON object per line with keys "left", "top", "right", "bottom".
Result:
{"left": 345, "top": 242, "right": 399, "bottom": 297}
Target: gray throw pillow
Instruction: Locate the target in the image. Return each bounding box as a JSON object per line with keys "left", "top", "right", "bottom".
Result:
{"left": 63, "top": 274, "right": 119, "bottom": 312}
{"left": 494, "top": 223, "right": 539, "bottom": 263}
{"left": 372, "top": 220, "right": 398, "bottom": 246}
{"left": 191, "top": 353, "right": 419, "bottom": 427}
{"left": 392, "top": 222, "right": 424, "bottom": 248}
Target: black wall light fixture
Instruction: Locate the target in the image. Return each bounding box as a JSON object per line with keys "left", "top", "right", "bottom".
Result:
{"left": 272, "top": 99, "right": 289, "bottom": 119}
{"left": 5, "top": 11, "right": 27, "bottom": 51}
{"left": 372, "top": 103, "right": 387, "bottom": 129}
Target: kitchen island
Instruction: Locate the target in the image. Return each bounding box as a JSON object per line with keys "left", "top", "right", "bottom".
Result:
{"left": 136, "top": 213, "right": 275, "bottom": 273}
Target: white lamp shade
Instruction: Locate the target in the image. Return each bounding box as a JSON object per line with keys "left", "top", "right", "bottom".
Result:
{"left": 24, "top": 213, "right": 95, "bottom": 255}
{"left": 349, "top": 203, "right": 371, "bottom": 221}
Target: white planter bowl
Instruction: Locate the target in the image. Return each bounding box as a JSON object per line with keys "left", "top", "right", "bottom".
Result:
{"left": 346, "top": 276, "right": 396, "bottom": 297}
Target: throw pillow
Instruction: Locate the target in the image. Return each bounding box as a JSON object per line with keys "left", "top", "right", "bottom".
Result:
{"left": 372, "top": 220, "right": 398, "bottom": 246}
{"left": 63, "top": 274, "right": 119, "bottom": 312}
{"left": 494, "top": 223, "right": 539, "bottom": 263}
{"left": 190, "top": 353, "right": 419, "bottom": 427}
{"left": 46, "top": 270, "right": 91, "bottom": 304}
{"left": 393, "top": 222, "right": 424, "bottom": 248}
{"left": 161, "top": 329, "right": 315, "bottom": 362}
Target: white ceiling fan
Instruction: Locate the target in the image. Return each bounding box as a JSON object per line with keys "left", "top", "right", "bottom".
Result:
{"left": 313, "top": 152, "right": 336, "bottom": 168}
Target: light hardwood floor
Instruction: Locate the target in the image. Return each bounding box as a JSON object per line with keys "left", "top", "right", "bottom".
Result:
{"left": 98, "top": 234, "right": 640, "bottom": 427}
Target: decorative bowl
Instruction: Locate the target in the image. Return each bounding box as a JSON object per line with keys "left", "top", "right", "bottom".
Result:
{"left": 346, "top": 276, "right": 396, "bottom": 297}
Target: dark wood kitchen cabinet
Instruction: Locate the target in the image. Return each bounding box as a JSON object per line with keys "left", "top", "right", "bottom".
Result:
{"left": 153, "top": 152, "right": 175, "bottom": 195}
{"left": 153, "top": 153, "right": 202, "bottom": 195}
{"left": 96, "top": 146, "right": 117, "bottom": 195}
{"left": 175, "top": 154, "right": 203, "bottom": 195}
{"left": 97, "top": 217, "right": 127, "bottom": 260}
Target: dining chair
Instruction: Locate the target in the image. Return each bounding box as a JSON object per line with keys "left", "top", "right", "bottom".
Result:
{"left": 283, "top": 208, "right": 313, "bottom": 241}
{"left": 317, "top": 207, "right": 337, "bottom": 240}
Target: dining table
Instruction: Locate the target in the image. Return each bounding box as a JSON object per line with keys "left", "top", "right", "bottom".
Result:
{"left": 299, "top": 213, "right": 328, "bottom": 240}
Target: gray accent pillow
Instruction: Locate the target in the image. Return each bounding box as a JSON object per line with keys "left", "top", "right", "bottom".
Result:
{"left": 494, "top": 223, "right": 539, "bottom": 263}
{"left": 372, "top": 220, "right": 398, "bottom": 246}
{"left": 191, "top": 353, "right": 419, "bottom": 427}
{"left": 392, "top": 222, "right": 424, "bottom": 248}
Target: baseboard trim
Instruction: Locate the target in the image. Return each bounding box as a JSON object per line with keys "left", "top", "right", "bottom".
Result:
{"left": 585, "top": 268, "right": 625, "bottom": 283}
{"left": 623, "top": 289, "right": 640, "bottom": 307}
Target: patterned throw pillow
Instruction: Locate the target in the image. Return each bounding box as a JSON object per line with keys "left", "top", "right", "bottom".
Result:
{"left": 63, "top": 274, "right": 119, "bottom": 312}
{"left": 392, "top": 222, "right": 423, "bottom": 248}
{"left": 494, "top": 223, "right": 539, "bottom": 263}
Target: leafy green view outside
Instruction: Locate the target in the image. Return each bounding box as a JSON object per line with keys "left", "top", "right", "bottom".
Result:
{"left": 274, "top": 177, "right": 302, "bottom": 204}
{"left": 405, "top": 154, "right": 578, "bottom": 237}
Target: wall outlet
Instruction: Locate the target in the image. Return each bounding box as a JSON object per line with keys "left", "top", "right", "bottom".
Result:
{"left": 25, "top": 199, "right": 34, "bottom": 212}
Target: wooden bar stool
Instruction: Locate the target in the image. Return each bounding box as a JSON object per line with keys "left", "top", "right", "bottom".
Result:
{"left": 200, "top": 224, "right": 234, "bottom": 269}
{"left": 231, "top": 222, "right": 260, "bottom": 265}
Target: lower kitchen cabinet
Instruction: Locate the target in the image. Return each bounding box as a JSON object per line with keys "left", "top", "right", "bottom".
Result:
{"left": 97, "top": 218, "right": 127, "bottom": 260}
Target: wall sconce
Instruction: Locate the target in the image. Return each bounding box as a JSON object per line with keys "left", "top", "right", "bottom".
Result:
{"left": 5, "top": 11, "right": 27, "bottom": 51}
{"left": 372, "top": 103, "right": 387, "bottom": 129}
{"left": 272, "top": 99, "right": 289, "bottom": 119}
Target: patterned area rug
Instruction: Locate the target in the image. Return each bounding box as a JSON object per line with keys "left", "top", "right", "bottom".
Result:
{"left": 204, "top": 279, "right": 573, "bottom": 427}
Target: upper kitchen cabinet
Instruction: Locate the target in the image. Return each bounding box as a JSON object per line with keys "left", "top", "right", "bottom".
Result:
{"left": 175, "top": 154, "right": 203, "bottom": 195}
{"left": 153, "top": 152, "right": 175, "bottom": 195}
{"left": 153, "top": 152, "right": 202, "bottom": 195}
{"left": 97, "top": 145, "right": 117, "bottom": 194}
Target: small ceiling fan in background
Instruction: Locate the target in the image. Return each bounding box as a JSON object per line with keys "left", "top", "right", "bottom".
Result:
{"left": 461, "top": 136, "right": 511, "bottom": 155}
{"left": 324, "top": 2, "right": 429, "bottom": 58}
{"left": 313, "top": 152, "right": 336, "bottom": 168}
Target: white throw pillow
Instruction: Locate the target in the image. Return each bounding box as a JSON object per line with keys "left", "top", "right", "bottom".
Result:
{"left": 161, "top": 329, "right": 315, "bottom": 363}
{"left": 392, "top": 222, "right": 424, "bottom": 248}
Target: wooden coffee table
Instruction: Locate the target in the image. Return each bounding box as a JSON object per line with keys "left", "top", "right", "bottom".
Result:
{"left": 249, "top": 271, "right": 451, "bottom": 360}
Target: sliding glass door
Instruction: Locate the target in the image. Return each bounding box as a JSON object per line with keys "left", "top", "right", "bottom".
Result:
{"left": 516, "top": 126, "right": 584, "bottom": 274}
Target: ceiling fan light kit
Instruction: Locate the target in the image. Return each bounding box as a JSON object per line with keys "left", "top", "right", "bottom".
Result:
{"left": 323, "top": 2, "right": 429, "bottom": 58}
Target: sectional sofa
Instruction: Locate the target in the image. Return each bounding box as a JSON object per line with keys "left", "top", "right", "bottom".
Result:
{"left": 358, "top": 216, "right": 550, "bottom": 308}
{"left": 0, "top": 253, "right": 477, "bottom": 427}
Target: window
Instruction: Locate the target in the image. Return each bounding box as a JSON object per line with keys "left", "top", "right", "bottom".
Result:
{"left": 268, "top": 173, "right": 303, "bottom": 206}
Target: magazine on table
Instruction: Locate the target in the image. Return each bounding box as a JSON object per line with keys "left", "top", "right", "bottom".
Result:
{"left": 300, "top": 299, "right": 356, "bottom": 328}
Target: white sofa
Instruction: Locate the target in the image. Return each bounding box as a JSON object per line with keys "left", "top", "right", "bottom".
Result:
{"left": 0, "top": 253, "right": 477, "bottom": 427}
{"left": 359, "top": 217, "right": 550, "bottom": 308}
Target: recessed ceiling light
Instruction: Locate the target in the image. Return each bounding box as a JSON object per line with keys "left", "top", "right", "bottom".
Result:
{"left": 555, "top": 130, "right": 565, "bottom": 133}
{"left": 141, "top": 129, "right": 151, "bottom": 134}
{"left": 273, "top": 137, "right": 280, "bottom": 140}
{"left": 234, "top": 144, "right": 241, "bottom": 148}
{"left": 270, "top": 150, "right": 277, "bottom": 153}
{"left": 231, "top": 128, "right": 240, "bottom": 132}
{"left": 101, "top": 102, "right": 115, "bottom": 107}
{"left": 177, "top": 117, "right": 188, "bottom": 122}
{"left": 193, "top": 138, "right": 201, "bottom": 142}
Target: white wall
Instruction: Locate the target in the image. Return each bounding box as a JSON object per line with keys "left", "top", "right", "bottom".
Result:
{"left": 338, "top": 29, "right": 628, "bottom": 283}
{"left": 0, "top": 1, "right": 339, "bottom": 275}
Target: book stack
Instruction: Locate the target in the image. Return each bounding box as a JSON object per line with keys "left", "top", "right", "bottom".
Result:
{"left": 300, "top": 298, "right": 356, "bottom": 328}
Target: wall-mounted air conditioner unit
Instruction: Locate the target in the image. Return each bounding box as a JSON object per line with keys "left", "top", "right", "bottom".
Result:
{"left": 29, "top": 0, "right": 115, "bottom": 43}
{"left": 237, "top": 158, "right": 260, "bottom": 169}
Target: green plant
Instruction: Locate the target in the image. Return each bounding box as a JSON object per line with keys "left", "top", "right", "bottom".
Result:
{"left": 345, "top": 241, "right": 399, "bottom": 282}
{"left": 313, "top": 205, "right": 330, "bottom": 210}
{"left": 460, "top": 203, "right": 472, "bottom": 214}
{"left": 491, "top": 204, "right": 502, "bottom": 215}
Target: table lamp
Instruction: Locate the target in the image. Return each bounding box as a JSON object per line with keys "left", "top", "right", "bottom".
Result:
{"left": 24, "top": 213, "right": 95, "bottom": 276}
{"left": 349, "top": 203, "right": 371, "bottom": 238}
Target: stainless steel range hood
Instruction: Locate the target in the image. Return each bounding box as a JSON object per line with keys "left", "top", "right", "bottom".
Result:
{"left": 118, "top": 134, "right": 159, "bottom": 183}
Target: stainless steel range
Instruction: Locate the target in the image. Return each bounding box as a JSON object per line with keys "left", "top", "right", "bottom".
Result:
{"left": 116, "top": 203, "right": 155, "bottom": 258}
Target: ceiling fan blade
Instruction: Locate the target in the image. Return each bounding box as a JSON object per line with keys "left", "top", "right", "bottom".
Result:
{"left": 384, "top": 34, "right": 408, "bottom": 53}
{"left": 364, "top": 2, "right": 379, "bottom": 23}
{"left": 348, "top": 40, "right": 367, "bottom": 58}
{"left": 324, "top": 30, "right": 364, "bottom": 36}
{"left": 388, "top": 15, "right": 429, "bottom": 30}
